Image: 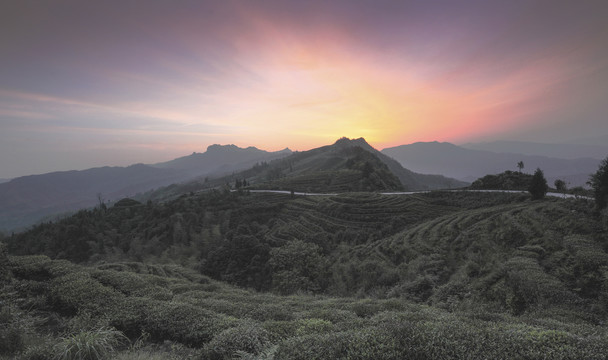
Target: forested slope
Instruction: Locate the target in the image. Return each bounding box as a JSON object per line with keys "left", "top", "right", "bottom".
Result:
{"left": 3, "top": 187, "right": 608, "bottom": 358}
{"left": 6, "top": 190, "right": 607, "bottom": 317}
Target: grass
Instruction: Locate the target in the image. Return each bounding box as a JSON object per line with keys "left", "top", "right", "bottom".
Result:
{"left": 54, "top": 327, "right": 128, "bottom": 360}
{"left": 3, "top": 252, "right": 608, "bottom": 359}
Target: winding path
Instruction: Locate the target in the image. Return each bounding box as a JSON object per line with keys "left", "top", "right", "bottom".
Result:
{"left": 243, "top": 189, "right": 592, "bottom": 200}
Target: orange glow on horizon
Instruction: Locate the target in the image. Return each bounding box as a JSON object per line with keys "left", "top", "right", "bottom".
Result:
{"left": 2, "top": 6, "right": 588, "bottom": 157}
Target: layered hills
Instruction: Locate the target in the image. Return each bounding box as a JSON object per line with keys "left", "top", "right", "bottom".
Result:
{"left": 5, "top": 137, "right": 608, "bottom": 358}
{"left": 0, "top": 145, "right": 291, "bottom": 232}
{"left": 462, "top": 140, "right": 608, "bottom": 160}
{"left": 0, "top": 137, "right": 468, "bottom": 233}
{"left": 191, "top": 137, "right": 465, "bottom": 195}
{"left": 382, "top": 141, "right": 601, "bottom": 186}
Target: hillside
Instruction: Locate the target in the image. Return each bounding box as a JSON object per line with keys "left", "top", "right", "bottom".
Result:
{"left": 242, "top": 138, "right": 405, "bottom": 193}
{"left": 7, "top": 190, "right": 606, "bottom": 311}
{"left": 0, "top": 164, "right": 187, "bottom": 233}
{"left": 337, "top": 138, "right": 467, "bottom": 190}
{"left": 2, "top": 190, "right": 607, "bottom": 358}
{"left": 0, "top": 145, "right": 291, "bottom": 233}
{"left": 382, "top": 141, "right": 601, "bottom": 186}
{"left": 469, "top": 170, "right": 534, "bottom": 191}
{"left": 153, "top": 138, "right": 465, "bottom": 198}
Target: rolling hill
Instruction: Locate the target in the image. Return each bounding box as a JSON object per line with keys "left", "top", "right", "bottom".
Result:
{"left": 223, "top": 137, "right": 466, "bottom": 192}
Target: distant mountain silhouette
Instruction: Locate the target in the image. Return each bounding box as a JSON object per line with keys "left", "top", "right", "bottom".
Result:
{"left": 153, "top": 144, "right": 292, "bottom": 176}
{"left": 382, "top": 141, "right": 600, "bottom": 186}
{"left": 0, "top": 145, "right": 292, "bottom": 232}
{"left": 461, "top": 140, "right": 608, "bottom": 160}
{"left": 192, "top": 137, "right": 465, "bottom": 194}
{"left": 0, "top": 164, "right": 185, "bottom": 232}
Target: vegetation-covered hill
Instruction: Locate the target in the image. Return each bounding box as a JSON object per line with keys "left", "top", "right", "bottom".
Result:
{"left": 6, "top": 191, "right": 606, "bottom": 312}
{"left": 335, "top": 138, "right": 467, "bottom": 190}
{"left": 470, "top": 170, "right": 534, "bottom": 190}
{"left": 139, "top": 138, "right": 467, "bottom": 201}
{"left": 3, "top": 187, "right": 608, "bottom": 358}
{"left": 244, "top": 139, "right": 405, "bottom": 193}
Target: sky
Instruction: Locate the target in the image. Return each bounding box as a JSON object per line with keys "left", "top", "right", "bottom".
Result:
{"left": 1, "top": 0, "right": 607, "bottom": 178}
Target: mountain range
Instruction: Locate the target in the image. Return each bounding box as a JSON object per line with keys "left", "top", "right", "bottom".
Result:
{"left": 3, "top": 137, "right": 603, "bottom": 233}
{"left": 0, "top": 145, "right": 292, "bottom": 232}
{"left": 382, "top": 141, "right": 602, "bottom": 186}
{"left": 462, "top": 140, "right": 608, "bottom": 160}
{"left": 137, "top": 137, "right": 467, "bottom": 203}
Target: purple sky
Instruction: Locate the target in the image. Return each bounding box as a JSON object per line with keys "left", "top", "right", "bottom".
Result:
{"left": 1, "top": 0, "right": 607, "bottom": 178}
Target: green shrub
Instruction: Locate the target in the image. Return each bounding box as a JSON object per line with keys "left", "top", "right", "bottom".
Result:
{"left": 349, "top": 299, "right": 384, "bottom": 318}
{"left": 245, "top": 303, "right": 294, "bottom": 321}
{"left": 49, "top": 271, "right": 124, "bottom": 316}
{"left": 91, "top": 269, "right": 173, "bottom": 300}
{"left": 261, "top": 320, "right": 298, "bottom": 342}
{"left": 143, "top": 300, "right": 235, "bottom": 347}
{"left": 295, "top": 318, "right": 333, "bottom": 336}
{"left": 8, "top": 255, "right": 53, "bottom": 281}
{"left": 204, "top": 321, "right": 270, "bottom": 360}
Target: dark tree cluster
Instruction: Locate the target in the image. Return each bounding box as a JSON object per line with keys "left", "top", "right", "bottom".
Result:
{"left": 588, "top": 156, "right": 608, "bottom": 210}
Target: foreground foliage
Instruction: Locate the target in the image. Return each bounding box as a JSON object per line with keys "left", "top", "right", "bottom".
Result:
{"left": 2, "top": 255, "right": 608, "bottom": 359}
{"left": 54, "top": 328, "right": 127, "bottom": 360}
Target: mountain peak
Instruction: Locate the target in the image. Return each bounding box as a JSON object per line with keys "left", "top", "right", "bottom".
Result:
{"left": 333, "top": 137, "right": 371, "bottom": 148}
{"left": 206, "top": 144, "right": 252, "bottom": 153}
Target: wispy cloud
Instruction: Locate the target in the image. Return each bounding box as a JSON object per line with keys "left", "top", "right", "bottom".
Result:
{"left": 1, "top": 0, "right": 607, "bottom": 177}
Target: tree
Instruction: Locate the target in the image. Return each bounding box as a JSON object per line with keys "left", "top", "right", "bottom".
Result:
{"left": 588, "top": 155, "right": 608, "bottom": 210}
{"left": 554, "top": 179, "right": 567, "bottom": 193}
{"left": 96, "top": 192, "right": 106, "bottom": 211}
{"left": 517, "top": 161, "right": 524, "bottom": 173}
{"left": 528, "top": 168, "right": 548, "bottom": 200}
{"left": 269, "top": 240, "right": 326, "bottom": 294}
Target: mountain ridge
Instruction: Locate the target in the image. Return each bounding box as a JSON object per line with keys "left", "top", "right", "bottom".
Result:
{"left": 461, "top": 140, "right": 608, "bottom": 160}
{"left": 0, "top": 145, "right": 293, "bottom": 232}
{"left": 382, "top": 141, "right": 601, "bottom": 186}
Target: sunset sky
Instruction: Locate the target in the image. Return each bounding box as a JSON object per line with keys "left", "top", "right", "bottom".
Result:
{"left": 1, "top": 0, "right": 607, "bottom": 178}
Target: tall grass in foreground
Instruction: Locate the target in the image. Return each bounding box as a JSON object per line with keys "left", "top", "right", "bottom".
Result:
{"left": 54, "top": 327, "right": 127, "bottom": 360}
